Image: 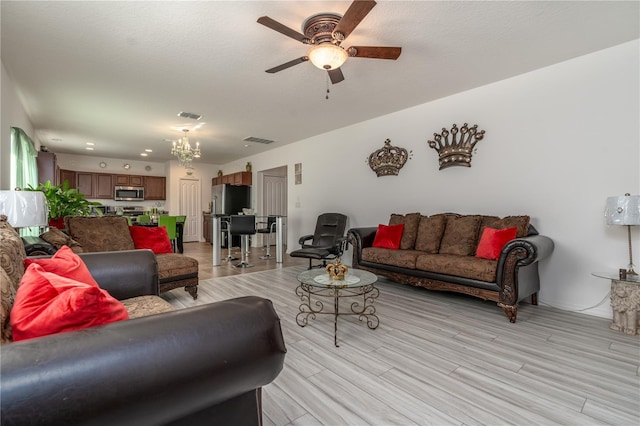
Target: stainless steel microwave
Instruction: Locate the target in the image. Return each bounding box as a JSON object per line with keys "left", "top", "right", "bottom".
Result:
{"left": 114, "top": 186, "right": 144, "bottom": 201}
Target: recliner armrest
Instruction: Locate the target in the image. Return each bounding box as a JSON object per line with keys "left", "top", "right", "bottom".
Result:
{"left": 1, "top": 296, "right": 286, "bottom": 426}
{"left": 298, "top": 234, "right": 314, "bottom": 246}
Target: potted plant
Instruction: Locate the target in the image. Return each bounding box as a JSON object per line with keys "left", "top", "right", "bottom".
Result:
{"left": 26, "top": 180, "right": 101, "bottom": 228}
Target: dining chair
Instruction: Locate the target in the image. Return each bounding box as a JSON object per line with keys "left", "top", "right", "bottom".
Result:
{"left": 137, "top": 215, "right": 151, "bottom": 224}
{"left": 158, "top": 216, "right": 178, "bottom": 252}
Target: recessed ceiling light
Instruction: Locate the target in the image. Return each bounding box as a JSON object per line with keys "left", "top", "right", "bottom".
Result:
{"left": 140, "top": 153, "right": 148, "bottom": 157}
{"left": 145, "top": 149, "right": 153, "bottom": 152}
{"left": 85, "top": 147, "right": 94, "bottom": 151}
{"left": 86, "top": 142, "right": 95, "bottom": 146}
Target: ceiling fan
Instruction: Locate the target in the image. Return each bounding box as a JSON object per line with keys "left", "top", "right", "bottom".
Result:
{"left": 257, "top": 0, "right": 401, "bottom": 84}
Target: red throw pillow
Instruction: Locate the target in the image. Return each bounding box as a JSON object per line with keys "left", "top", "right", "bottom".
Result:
{"left": 476, "top": 227, "right": 518, "bottom": 260}
{"left": 11, "top": 264, "right": 129, "bottom": 341}
{"left": 25, "top": 245, "right": 98, "bottom": 286}
{"left": 372, "top": 224, "right": 405, "bottom": 249}
{"left": 129, "top": 226, "right": 173, "bottom": 254}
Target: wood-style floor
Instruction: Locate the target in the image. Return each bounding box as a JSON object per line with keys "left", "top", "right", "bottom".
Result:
{"left": 169, "top": 243, "right": 640, "bottom": 426}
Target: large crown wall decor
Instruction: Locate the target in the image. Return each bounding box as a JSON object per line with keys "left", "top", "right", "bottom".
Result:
{"left": 427, "top": 123, "right": 485, "bottom": 170}
{"left": 367, "top": 139, "right": 412, "bottom": 177}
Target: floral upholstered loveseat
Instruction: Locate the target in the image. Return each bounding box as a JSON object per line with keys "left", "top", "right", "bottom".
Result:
{"left": 348, "top": 212, "right": 554, "bottom": 322}
{"left": 40, "top": 216, "right": 198, "bottom": 299}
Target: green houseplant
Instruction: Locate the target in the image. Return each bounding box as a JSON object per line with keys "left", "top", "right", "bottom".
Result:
{"left": 26, "top": 180, "right": 101, "bottom": 228}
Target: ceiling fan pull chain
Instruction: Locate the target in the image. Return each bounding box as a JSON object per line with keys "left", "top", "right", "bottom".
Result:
{"left": 326, "top": 74, "right": 330, "bottom": 100}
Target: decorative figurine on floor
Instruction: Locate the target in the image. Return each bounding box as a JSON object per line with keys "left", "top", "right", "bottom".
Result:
{"left": 610, "top": 281, "right": 640, "bottom": 335}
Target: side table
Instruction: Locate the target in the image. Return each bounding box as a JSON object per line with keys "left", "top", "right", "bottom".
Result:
{"left": 593, "top": 272, "right": 640, "bottom": 335}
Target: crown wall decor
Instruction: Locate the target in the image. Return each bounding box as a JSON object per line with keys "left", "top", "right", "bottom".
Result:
{"left": 367, "top": 139, "right": 412, "bottom": 177}
{"left": 427, "top": 123, "right": 485, "bottom": 170}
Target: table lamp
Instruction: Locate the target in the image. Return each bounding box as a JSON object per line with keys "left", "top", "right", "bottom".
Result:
{"left": 605, "top": 193, "right": 640, "bottom": 275}
{"left": 0, "top": 190, "right": 48, "bottom": 231}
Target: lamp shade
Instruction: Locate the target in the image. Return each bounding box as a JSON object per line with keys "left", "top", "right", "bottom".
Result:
{"left": 307, "top": 44, "right": 348, "bottom": 70}
{"left": 0, "top": 190, "right": 48, "bottom": 228}
{"left": 605, "top": 194, "right": 640, "bottom": 225}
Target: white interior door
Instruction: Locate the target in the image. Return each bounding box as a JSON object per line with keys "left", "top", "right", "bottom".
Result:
{"left": 262, "top": 174, "right": 287, "bottom": 244}
{"left": 179, "top": 178, "right": 200, "bottom": 242}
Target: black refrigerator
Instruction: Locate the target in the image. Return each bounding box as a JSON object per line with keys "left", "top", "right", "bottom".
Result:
{"left": 211, "top": 184, "right": 251, "bottom": 247}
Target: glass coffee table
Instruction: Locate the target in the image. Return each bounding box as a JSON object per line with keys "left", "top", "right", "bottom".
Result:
{"left": 295, "top": 268, "right": 379, "bottom": 347}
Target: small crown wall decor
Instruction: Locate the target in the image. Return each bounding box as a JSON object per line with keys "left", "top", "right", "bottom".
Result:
{"left": 367, "top": 139, "right": 412, "bottom": 177}
{"left": 427, "top": 123, "right": 485, "bottom": 170}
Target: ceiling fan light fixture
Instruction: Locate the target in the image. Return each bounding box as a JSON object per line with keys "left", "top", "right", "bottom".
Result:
{"left": 307, "top": 44, "right": 348, "bottom": 70}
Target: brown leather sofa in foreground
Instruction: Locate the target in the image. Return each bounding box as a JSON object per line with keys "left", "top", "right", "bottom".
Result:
{"left": 1, "top": 216, "right": 286, "bottom": 425}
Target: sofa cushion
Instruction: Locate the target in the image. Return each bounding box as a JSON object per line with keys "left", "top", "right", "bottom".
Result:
{"left": 439, "top": 215, "right": 482, "bottom": 256}
{"left": 372, "top": 224, "right": 404, "bottom": 249}
{"left": 25, "top": 246, "right": 98, "bottom": 286}
{"left": 415, "top": 253, "right": 498, "bottom": 282}
{"left": 40, "top": 227, "right": 83, "bottom": 253}
{"left": 481, "top": 215, "right": 530, "bottom": 238}
{"left": 129, "top": 225, "right": 173, "bottom": 254}
{"left": 156, "top": 254, "right": 198, "bottom": 283}
{"left": 389, "top": 212, "right": 421, "bottom": 250}
{"left": 121, "top": 295, "right": 175, "bottom": 319}
{"left": 362, "top": 247, "right": 420, "bottom": 269}
{"left": 0, "top": 216, "right": 26, "bottom": 343}
{"left": 476, "top": 227, "right": 517, "bottom": 260}
{"left": 414, "top": 215, "right": 446, "bottom": 253}
{"left": 11, "top": 264, "right": 129, "bottom": 341}
{"left": 65, "top": 216, "right": 135, "bottom": 252}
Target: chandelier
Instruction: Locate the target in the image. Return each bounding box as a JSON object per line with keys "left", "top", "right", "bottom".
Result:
{"left": 171, "top": 129, "right": 201, "bottom": 167}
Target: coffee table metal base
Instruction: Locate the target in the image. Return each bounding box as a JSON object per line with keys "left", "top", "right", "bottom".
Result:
{"left": 295, "top": 282, "right": 379, "bottom": 347}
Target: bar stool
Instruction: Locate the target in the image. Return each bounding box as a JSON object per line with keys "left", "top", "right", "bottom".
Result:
{"left": 221, "top": 219, "right": 237, "bottom": 262}
{"left": 230, "top": 215, "right": 256, "bottom": 268}
{"left": 257, "top": 216, "right": 277, "bottom": 260}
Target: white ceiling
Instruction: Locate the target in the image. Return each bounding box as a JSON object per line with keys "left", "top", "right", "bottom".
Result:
{"left": 2, "top": 1, "right": 638, "bottom": 164}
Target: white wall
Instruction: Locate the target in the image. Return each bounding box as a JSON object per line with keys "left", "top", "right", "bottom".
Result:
{"left": 227, "top": 40, "right": 639, "bottom": 319}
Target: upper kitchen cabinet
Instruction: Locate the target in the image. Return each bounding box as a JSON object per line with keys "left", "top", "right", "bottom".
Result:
{"left": 94, "top": 173, "right": 114, "bottom": 199}
{"left": 114, "top": 174, "right": 144, "bottom": 186}
{"left": 76, "top": 172, "right": 95, "bottom": 198}
{"left": 36, "top": 151, "right": 58, "bottom": 186}
{"left": 144, "top": 176, "right": 166, "bottom": 200}
{"left": 59, "top": 170, "right": 76, "bottom": 189}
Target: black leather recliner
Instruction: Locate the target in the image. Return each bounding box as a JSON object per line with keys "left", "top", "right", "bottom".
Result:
{"left": 290, "top": 213, "right": 348, "bottom": 269}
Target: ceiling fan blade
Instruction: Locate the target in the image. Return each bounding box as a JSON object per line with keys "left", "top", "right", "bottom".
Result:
{"left": 328, "top": 68, "right": 345, "bottom": 84}
{"left": 265, "top": 57, "right": 309, "bottom": 74}
{"left": 347, "top": 46, "right": 401, "bottom": 60}
{"left": 333, "top": 0, "right": 377, "bottom": 40}
{"left": 257, "top": 16, "right": 309, "bottom": 44}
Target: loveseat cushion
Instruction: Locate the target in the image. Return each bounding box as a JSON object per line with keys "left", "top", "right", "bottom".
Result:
{"left": 65, "top": 216, "right": 135, "bottom": 252}
{"left": 40, "top": 227, "right": 83, "bottom": 253}
{"left": 121, "top": 295, "right": 175, "bottom": 319}
{"left": 415, "top": 253, "right": 498, "bottom": 282}
{"left": 415, "top": 214, "right": 446, "bottom": 253}
{"left": 481, "top": 215, "right": 530, "bottom": 238}
{"left": 439, "top": 215, "right": 482, "bottom": 256}
{"left": 362, "top": 247, "right": 420, "bottom": 269}
{"left": 156, "top": 253, "right": 198, "bottom": 283}
{"left": 389, "top": 212, "right": 421, "bottom": 250}
{"left": 0, "top": 216, "right": 26, "bottom": 343}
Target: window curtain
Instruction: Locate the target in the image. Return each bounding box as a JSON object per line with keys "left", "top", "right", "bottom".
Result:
{"left": 10, "top": 127, "right": 40, "bottom": 236}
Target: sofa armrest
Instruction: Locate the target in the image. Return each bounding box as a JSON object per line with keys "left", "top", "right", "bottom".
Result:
{"left": 1, "top": 296, "right": 286, "bottom": 426}
{"left": 80, "top": 249, "right": 159, "bottom": 299}
{"left": 348, "top": 227, "right": 378, "bottom": 266}
{"left": 498, "top": 234, "right": 555, "bottom": 270}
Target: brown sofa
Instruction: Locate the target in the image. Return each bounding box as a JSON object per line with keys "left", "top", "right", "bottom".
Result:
{"left": 42, "top": 216, "right": 199, "bottom": 299}
{"left": 1, "top": 215, "right": 287, "bottom": 425}
{"left": 348, "top": 212, "right": 554, "bottom": 322}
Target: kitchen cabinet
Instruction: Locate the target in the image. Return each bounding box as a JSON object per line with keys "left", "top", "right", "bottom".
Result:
{"left": 114, "top": 174, "right": 144, "bottom": 186}
{"left": 203, "top": 213, "right": 212, "bottom": 243}
{"left": 36, "top": 151, "right": 58, "bottom": 186}
{"left": 94, "top": 173, "right": 114, "bottom": 199}
{"left": 144, "top": 176, "right": 166, "bottom": 200}
{"left": 212, "top": 171, "right": 252, "bottom": 186}
{"left": 59, "top": 169, "right": 76, "bottom": 188}
{"left": 76, "top": 172, "right": 95, "bottom": 198}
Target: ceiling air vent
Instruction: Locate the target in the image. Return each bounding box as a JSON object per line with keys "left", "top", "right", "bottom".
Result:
{"left": 177, "top": 111, "right": 202, "bottom": 120}
{"left": 243, "top": 136, "right": 275, "bottom": 144}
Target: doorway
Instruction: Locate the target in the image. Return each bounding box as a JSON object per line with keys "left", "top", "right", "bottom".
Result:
{"left": 260, "top": 166, "right": 287, "bottom": 244}
{"left": 179, "top": 178, "right": 201, "bottom": 242}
